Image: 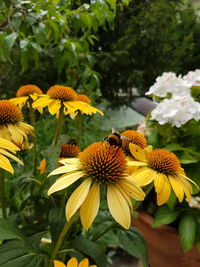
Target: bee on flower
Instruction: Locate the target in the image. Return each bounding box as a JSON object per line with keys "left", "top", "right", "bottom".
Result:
{"left": 128, "top": 144, "right": 198, "bottom": 205}
{"left": 48, "top": 141, "right": 145, "bottom": 230}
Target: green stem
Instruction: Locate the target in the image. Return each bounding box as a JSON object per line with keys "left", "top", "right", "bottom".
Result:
{"left": 54, "top": 105, "right": 64, "bottom": 146}
{"left": 76, "top": 113, "right": 82, "bottom": 146}
{"left": 29, "top": 101, "right": 37, "bottom": 175}
{"left": 0, "top": 169, "right": 7, "bottom": 218}
{"left": 47, "top": 218, "right": 74, "bottom": 267}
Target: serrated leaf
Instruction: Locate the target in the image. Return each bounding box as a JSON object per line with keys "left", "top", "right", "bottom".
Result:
{"left": 117, "top": 227, "right": 148, "bottom": 266}
{"left": 152, "top": 206, "right": 180, "bottom": 227}
{"left": 72, "top": 236, "right": 107, "bottom": 267}
{"left": 179, "top": 214, "right": 196, "bottom": 252}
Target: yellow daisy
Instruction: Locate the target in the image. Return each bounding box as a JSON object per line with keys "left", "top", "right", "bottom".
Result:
{"left": 0, "top": 137, "right": 23, "bottom": 173}
{"left": 32, "top": 85, "right": 103, "bottom": 116}
{"left": 0, "top": 100, "right": 34, "bottom": 148}
{"left": 128, "top": 144, "right": 198, "bottom": 205}
{"left": 48, "top": 142, "right": 145, "bottom": 230}
{"left": 54, "top": 257, "right": 97, "bottom": 267}
{"left": 10, "top": 84, "right": 43, "bottom": 113}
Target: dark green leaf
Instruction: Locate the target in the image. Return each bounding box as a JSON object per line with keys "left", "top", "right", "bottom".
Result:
{"left": 117, "top": 227, "right": 148, "bottom": 266}
{"left": 4, "top": 33, "right": 18, "bottom": 52}
{"left": 152, "top": 206, "right": 180, "bottom": 227}
{"left": 179, "top": 214, "right": 197, "bottom": 252}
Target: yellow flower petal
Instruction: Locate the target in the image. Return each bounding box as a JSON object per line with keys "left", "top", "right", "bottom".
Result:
{"left": 157, "top": 175, "right": 171, "bottom": 205}
{"left": 54, "top": 260, "right": 66, "bottom": 267}
{"left": 169, "top": 175, "right": 184, "bottom": 202}
{"left": 47, "top": 171, "right": 84, "bottom": 195}
{"left": 9, "top": 96, "right": 28, "bottom": 105}
{"left": 78, "top": 258, "right": 89, "bottom": 267}
{"left": 117, "top": 177, "right": 145, "bottom": 201}
{"left": 107, "top": 184, "right": 131, "bottom": 229}
{"left": 129, "top": 144, "right": 147, "bottom": 162}
{"left": 127, "top": 161, "right": 147, "bottom": 167}
{"left": 176, "top": 176, "right": 192, "bottom": 202}
{"left": 132, "top": 168, "right": 155, "bottom": 186}
{"left": 32, "top": 97, "right": 53, "bottom": 108}
{"left": 7, "top": 124, "right": 24, "bottom": 145}
{"left": 59, "top": 158, "right": 80, "bottom": 165}
{"left": 0, "top": 137, "right": 20, "bottom": 151}
{"left": 48, "top": 100, "right": 61, "bottom": 115}
{"left": 178, "top": 173, "right": 199, "bottom": 189}
{"left": 0, "top": 148, "right": 24, "bottom": 166}
{"left": 67, "top": 258, "right": 78, "bottom": 267}
{"left": 66, "top": 178, "right": 92, "bottom": 221}
{"left": 0, "top": 154, "right": 14, "bottom": 174}
{"left": 80, "top": 182, "right": 100, "bottom": 230}
{"left": 154, "top": 173, "right": 165, "bottom": 193}
{"left": 48, "top": 164, "right": 79, "bottom": 177}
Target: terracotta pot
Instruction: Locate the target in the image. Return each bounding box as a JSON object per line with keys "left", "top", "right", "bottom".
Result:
{"left": 132, "top": 211, "right": 200, "bottom": 267}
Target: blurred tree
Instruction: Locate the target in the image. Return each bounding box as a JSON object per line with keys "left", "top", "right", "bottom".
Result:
{"left": 0, "top": 0, "right": 129, "bottom": 98}
{"left": 94, "top": 0, "right": 200, "bottom": 106}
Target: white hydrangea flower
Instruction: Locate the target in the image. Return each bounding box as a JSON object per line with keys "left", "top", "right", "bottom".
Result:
{"left": 150, "top": 95, "right": 200, "bottom": 127}
{"left": 146, "top": 72, "right": 190, "bottom": 97}
{"left": 183, "top": 69, "right": 200, "bottom": 87}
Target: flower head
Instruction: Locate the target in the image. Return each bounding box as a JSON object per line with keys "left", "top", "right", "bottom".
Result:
{"left": 0, "top": 100, "right": 34, "bottom": 148}
{"left": 128, "top": 144, "right": 198, "bottom": 205}
{"left": 10, "top": 84, "right": 43, "bottom": 113}
{"left": 60, "top": 143, "right": 80, "bottom": 158}
{"left": 48, "top": 142, "right": 145, "bottom": 229}
{"left": 0, "top": 137, "right": 23, "bottom": 173}
{"left": 33, "top": 85, "right": 103, "bottom": 117}
{"left": 54, "top": 257, "right": 96, "bottom": 267}
{"left": 121, "top": 130, "right": 147, "bottom": 156}
{"left": 76, "top": 94, "right": 91, "bottom": 104}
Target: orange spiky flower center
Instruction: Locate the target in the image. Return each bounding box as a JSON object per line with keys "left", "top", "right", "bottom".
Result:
{"left": 148, "top": 149, "right": 181, "bottom": 174}
{"left": 47, "top": 85, "right": 76, "bottom": 101}
{"left": 0, "top": 100, "right": 24, "bottom": 124}
{"left": 60, "top": 144, "right": 80, "bottom": 158}
{"left": 121, "top": 130, "right": 147, "bottom": 156}
{"left": 16, "top": 85, "right": 42, "bottom": 97}
{"left": 76, "top": 94, "right": 91, "bottom": 104}
{"left": 79, "top": 142, "right": 127, "bottom": 184}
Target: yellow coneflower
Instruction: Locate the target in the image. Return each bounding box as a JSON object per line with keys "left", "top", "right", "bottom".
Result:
{"left": 76, "top": 94, "right": 91, "bottom": 104}
{"left": 128, "top": 144, "right": 198, "bottom": 205}
{"left": 0, "top": 100, "right": 34, "bottom": 148}
{"left": 10, "top": 84, "right": 43, "bottom": 113}
{"left": 48, "top": 142, "right": 145, "bottom": 230}
{"left": 54, "top": 257, "right": 97, "bottom": 267}
{"left": 32, "top": 85, "right": 103, "bottom": 116}
{"left": 0, "top": 137, "right": 23, "bottom": 173}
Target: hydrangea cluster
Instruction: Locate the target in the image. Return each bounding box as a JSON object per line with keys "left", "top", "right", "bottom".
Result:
{"left": 146, "top": 70, "right": 200, "bottom": 127}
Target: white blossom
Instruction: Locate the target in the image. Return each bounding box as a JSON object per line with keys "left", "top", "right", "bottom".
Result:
{"left": 183, "top": 69, "right": 200, "bottom": 87}
{"left": 150, "top": 95, "right": 200, "bottom": 127}
{"left": 146, "top": 72, "right": 190, "bottom": 97}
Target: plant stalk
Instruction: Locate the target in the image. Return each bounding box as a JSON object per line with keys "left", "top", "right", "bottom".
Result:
{"left": 54, "top": 105, "right": 64, "bottom": 146}
{"left": 0, "top": 169, "right": 7, "bottom": 218}
{"left": 47, "top": 218, "right": 74, "bottom": 267}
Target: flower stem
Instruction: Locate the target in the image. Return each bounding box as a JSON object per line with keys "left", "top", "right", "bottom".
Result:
{"left": 47, "top": 218, "right": 74, "bottom": 267}
{"left": 54, "top": 105, "right": 64, "bottom": 146}
{"left": 29, "top": 101, "right": 37, "bottom": 175}
{"left": 0, "top": 169, "right": 7, "bottom": 218}
{"left": 76, "top": 113, "right": 82, "bottom": 146}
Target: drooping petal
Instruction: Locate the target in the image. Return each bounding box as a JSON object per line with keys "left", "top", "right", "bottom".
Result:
{"left": 0, "top": 149, "right": 24, "bottom": 166}
{"left": 67, "top": 258, "right": 78, "bottom": 267}
{"left": 0, "top": 154, "right": 14, "bottom": 174}
{"left": 7, "top": 124, "right": 23, "bottom": 145}
{"left": 54, "top": 260, "right": 66, "bottom": 267}
{"left": 127, "top": 161, "right": 147, "bottom": 167}
{"left": 169, "top": 175, "right": 184, "bottom": 202}
{"left": 157, "top": 175, "right": 171, "bottom": 205}
{"left": 0, "top": 137, "right": 20, "bottom": 151}
{"left": 9, "top": 96, "right": 28, "bottom": 105}
{"left": 59, "top": 158, "right": 80, "bottom": 165}
{"left": 80, "top": 182, "right": 100, "bottom": 230}
{"left": 176, "top": 176, "right": 192, "bottom": 202}
{"left": 78, "top": 258, "right": 89, "bottom": 267}
{"left": 178, "top": 172, "right": 199, "bottom": 188}
{"left": 154, "top": 173, "right": 165, "bottom": 193}
{"left": 129, "top": 144, "right": 147, "bottom": 162}
{"left": 117, "top": 177, "right": 145, "bottom": 201}
{"left": 47, "top": 171, "right": 84, "bottom": 195}
{"left": 48, "top": 100, "right": 61, "bottom": 115}
{"left": 48, "top": 164, "right": 79, "bottom": 177}
{"left": 32, "top": 97, "right": 53, "bottom": 108}
{"left": 66, "top": 178, "right": 92, "bottom": 221}
{"left": 132, "top": 168, "right": 155, "bottom": 186}
{"left": 107, "top": 184, "right": 131, "bottom": 229}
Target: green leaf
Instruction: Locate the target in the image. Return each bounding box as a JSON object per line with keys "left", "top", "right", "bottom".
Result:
{"left": 72, "top": 236, "right": 107, "bottom": 267}
{"left": 152, "top": 206, "right": 180, "bottom": 227}
{"left": 41, "top": 144, "right": 60, "bottom": 173}
{"left": 4, "top": 32, "right": 18, "bottom": 52}
{"left": 179, "top": 214, "right": 197, "bottom": 252}
{"left": 178, "top": 151, "right": 198, "bottom": 164}
{"left": 0, "top": 240, "right": 46, "bottom": 267}
{"left": 117, "top": 227, "right": 148, "bottom": 266}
